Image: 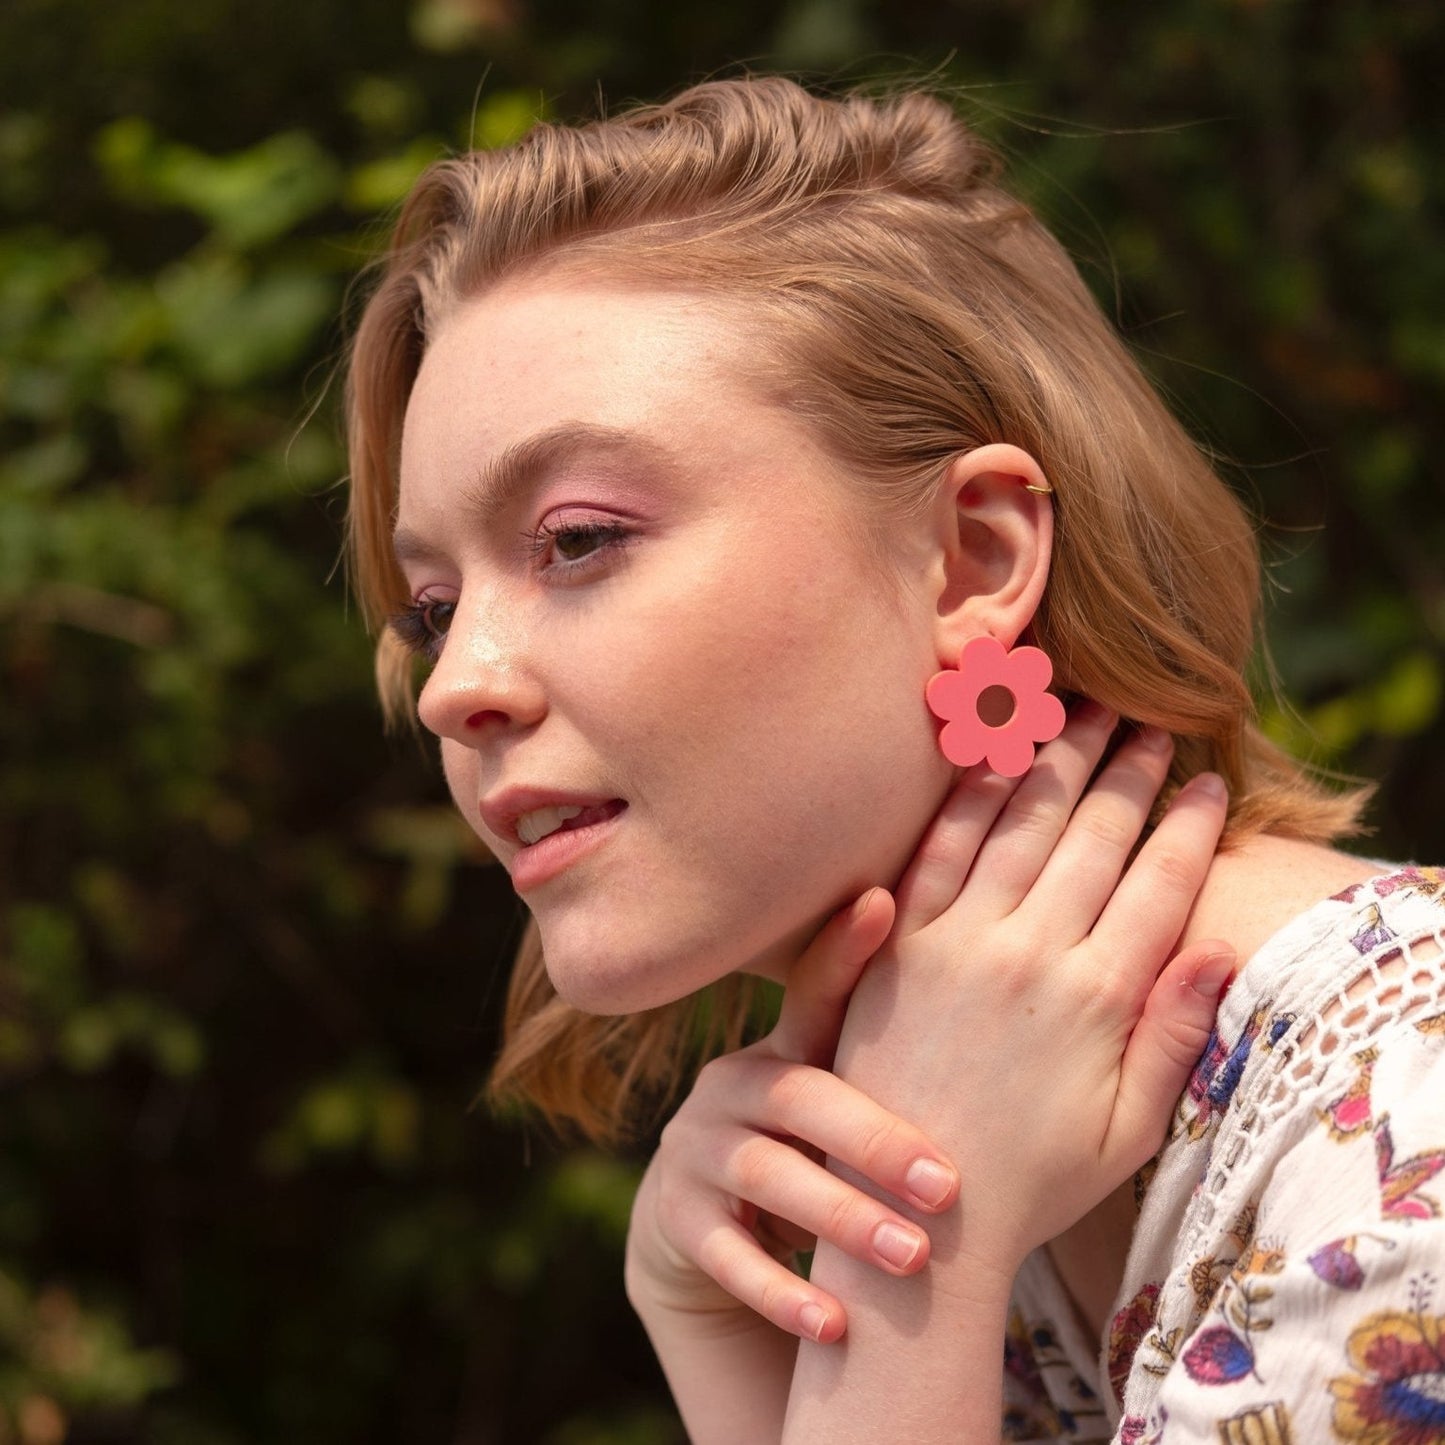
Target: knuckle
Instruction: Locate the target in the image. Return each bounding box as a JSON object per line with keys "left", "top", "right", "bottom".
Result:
{"left": 657, "top": 1107, "right": 709, "bottom": 1163}
{"left": 1007, "top": 793, "right": 1063, "bottom": 839}
{"left": 1148, "top": 843, "right": 1202, "bottom": 894}
{"left": 764, "top": 1063, "right": 821, "bottom": 1121}
{"left": 818, "top": 1189, "right": 867, "bottom": 1247}
{"left": 653, "top": 1184, "right": 697, "bottom": 1248}
{"left": 1093, "top": 969, "right": 1138, "bottom": 1015}
{"left": 729, "top": 1135, "right": 780, "bottom": 1198}
{"left": 692, "top": 1226, "right": 731, "bottom": 1279}
{"left": 757, "top": 1273, "right": 796, "bottom": 1325}
{"left": 984, "top": 924, "right": 1051, "bottom": 991}
{"left": 1075, "top": 806, "right": 1137, "bottom": 853}
{"left": 655, "top": 1115, "right": 686, "bottom": 1164}
{"left": 854, "top": 1114, "right": 906, "bottom": 1174}
{"left": 958, "top": 767, "right": 1014, "bottom": 807}
{"left": 692, "top": 1055, "right": 732, "bottom": 1099}
{"left": 651, "top": 1153, "right": 698, "bottom": 1215}
{"left": 1158, "top": 1012, "right": 1215, "bottom": 1061}
{"left": 910, "top": 834, "right": 952, "bottom": 879}
{"left": 919, "top": 813, "right": 976, "bottom": 864}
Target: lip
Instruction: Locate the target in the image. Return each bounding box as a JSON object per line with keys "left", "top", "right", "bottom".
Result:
{"left": 479, "top": 788, "right": 627, "bottom": 891}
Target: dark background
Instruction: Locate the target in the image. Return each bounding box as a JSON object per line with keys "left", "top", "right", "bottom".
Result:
{"left": 1, "top": 1, "right": 1441, "bottom": 1440}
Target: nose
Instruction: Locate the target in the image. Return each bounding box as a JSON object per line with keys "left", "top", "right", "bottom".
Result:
{"left": 414, "top": 591, "right": 546, "bottom": 744}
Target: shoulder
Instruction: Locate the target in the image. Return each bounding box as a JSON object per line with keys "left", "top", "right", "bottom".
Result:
{"left": 1183, "top": 835, "right": 1386, "bottom": 965}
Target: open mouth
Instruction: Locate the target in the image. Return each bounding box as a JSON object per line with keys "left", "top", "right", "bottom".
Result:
{"left": 516, "top": 799, "right": 626, "bottom": 847}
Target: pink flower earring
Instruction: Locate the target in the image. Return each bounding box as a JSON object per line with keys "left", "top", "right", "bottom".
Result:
{"left": 926, "top": 635, "right": 1066, "bottom": 777}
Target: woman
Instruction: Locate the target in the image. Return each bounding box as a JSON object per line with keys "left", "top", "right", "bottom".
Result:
{"left": 345, "top": 77, "right": 1445, "bottom": 1442}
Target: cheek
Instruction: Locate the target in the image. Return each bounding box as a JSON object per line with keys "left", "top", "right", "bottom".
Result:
{"left": 596, "top": 540, "right": 922, "bottom": 739}
{"left": 600, "top": 558, "right": 944, "bottom": 862}
{"left": 440, "top": 743, "right": 480, "bottom": 828}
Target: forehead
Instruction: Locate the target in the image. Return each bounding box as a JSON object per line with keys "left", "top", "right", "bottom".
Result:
{"left": 394, "top": 277, "right": 922, "bottom": 598}
{"left": 401, "top": 281, "right": 761, "bottom": 479}
{"left": 393, "top": 277, "right": 894, "bottom": 565}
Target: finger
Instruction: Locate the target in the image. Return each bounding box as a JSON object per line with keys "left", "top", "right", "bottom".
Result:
{"left": 961, "top": 702, "right": 1118, "bottom": 917}
{"left": 770, "top": 888, "right": 896, "bottom": 1066}
{"left": 891, "top": 766, "right": 1018, "bottom": 934}
{"left": 729, "top": 1058, "right": 960, "bottom": 1214}
{"left": 756, "top": 1210, "right": 817, "bottom": 1258}
{"left": 1090, "top": 772, "right": 1230, "bottom": 983}
{"left": 1025, "top": 725, "right": 1177, "bottom": 936}
{"left": 1107, "top": 940, "right": 1235, "bottom": 1172}
{"left": 724, "top": 1130, "right": 933, "bottom": 1278}
{"left": 690, "top": 1209, "right": 848, "bottom": 1342}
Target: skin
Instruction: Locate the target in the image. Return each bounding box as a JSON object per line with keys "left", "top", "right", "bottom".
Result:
{"left": 396, "top": 277, "right": 1028, "bottom": 1012}
{"left": 393, "top": 274, "right": 1379, "bottom": 1442}
{"left": 630, "top": 714, "right": 1240, "bottom": 1441}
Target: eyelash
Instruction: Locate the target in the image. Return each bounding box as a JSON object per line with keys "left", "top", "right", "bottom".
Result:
{"left": 388, "top": 599, "right": 453, "bottom": 662}
{"left": 526, "top": 517, "right": 632, "bottom": 568}
{"left": 388, "top": 518, "right": 633, "bottom": 660}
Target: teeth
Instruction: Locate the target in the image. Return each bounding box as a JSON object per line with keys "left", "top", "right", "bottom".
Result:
{"left": 517, "top": 805, "right": 585, "bottom": 846}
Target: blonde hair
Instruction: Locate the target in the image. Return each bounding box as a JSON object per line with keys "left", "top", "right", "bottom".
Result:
{"left": 345, "top": 76, "right": 1367, "bottom": 1142}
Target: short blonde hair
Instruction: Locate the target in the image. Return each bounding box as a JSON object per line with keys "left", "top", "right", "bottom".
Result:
{"left": 345, "top": 76, "right": 1367, "bottom": 1142}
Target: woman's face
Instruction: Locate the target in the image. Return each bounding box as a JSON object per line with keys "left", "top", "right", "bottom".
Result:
{"left": 395, "top": 279, "right": 955, "bottom": 1013}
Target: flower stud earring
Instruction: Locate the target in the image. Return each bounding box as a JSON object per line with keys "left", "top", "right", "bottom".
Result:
{"left": 926, "top": 635, "right": 1066, "bottom": 777}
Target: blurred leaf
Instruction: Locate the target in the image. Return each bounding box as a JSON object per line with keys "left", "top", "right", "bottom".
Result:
{"left": 154, "top": 254, "right": 336, "bottom": 388}
{"left": 56, "top": 993, "right": 205, "bottom": 1078}
{"left": 7, "top": 906, "right": 85, "bottom": 1018}
{"left": 95, "top": 120, "right": 341, "bottom": 249}
{"left": 546, "top": 1153, "right": 643, "bottom": 1244}
{"left": 346, "top": 138, "right": 447, "bottom": 212}
{"left": 260, "top": 1067, "right": 423, "bottom": 1173}
{"left": 0, "top": 1273, "right": 179, "bottom": 1421}
{"left": 470, "top": 89, "right": 544, "bottom": 151}
{"left": 1374, "top": 651, "right": 1442, "bottom": 737}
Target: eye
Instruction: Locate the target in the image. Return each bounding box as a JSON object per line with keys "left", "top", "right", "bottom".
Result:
{"left": 529, "top": 516, "right": 632, "bottom": 570}
{"left": 388, "top": 596, "right": 455, "bottom": 660}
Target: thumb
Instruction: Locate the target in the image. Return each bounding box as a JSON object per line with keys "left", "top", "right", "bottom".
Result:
{"left": 1111, "top": 941, "right": 1234, "bottom": 1168}
{"left": 769, "top": 888, "right": 896, "bottom": 1067}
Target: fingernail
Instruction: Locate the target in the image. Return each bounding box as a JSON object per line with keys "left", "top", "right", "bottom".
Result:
{"left": 872, "top": 1221, "right": 924, "bottom": 1271}
{"left": 905, "top": 1158, "right": 956, "bottom": 1209}
{"left": 1138, "top": 725, "right": 1173, "bottom": 752}
{"left": 1190, "top": 951, "right": 1235, "bottom": 998}
{"left": 851, "top": 888, "right": 880, "bottom": 920}
{"left": 798, "top": 1301, "right": 829, "bottom": 1341}
{"left": 1189, "top": 772, "right": 1227, "bottom": 800}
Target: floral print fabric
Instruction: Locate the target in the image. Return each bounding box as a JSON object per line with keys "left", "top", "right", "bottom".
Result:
{"left": 1007, "top": 867, "right": 1445, "bottom": 1444}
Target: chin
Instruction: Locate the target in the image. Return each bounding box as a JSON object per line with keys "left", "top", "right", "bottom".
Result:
{"left": 538, "top": 933, "right": 709, "bottom": 1016}
{"left": 545, "top": 966, "right": 700, "bottom": 1018}
{"left": 535, "top": 902, "right": 827, "bottom": 1016}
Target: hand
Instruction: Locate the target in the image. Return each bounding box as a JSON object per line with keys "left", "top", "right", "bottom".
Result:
{"left": 831, "top": 705, "right": 1234, "bottom": 1280}
{"left": 625, "top": 887, "right": 961, "bottom": 1345}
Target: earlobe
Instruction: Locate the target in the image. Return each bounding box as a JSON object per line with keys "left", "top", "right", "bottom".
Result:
{"left": 928, "top": 443, "right": 1054, "bottom": 661}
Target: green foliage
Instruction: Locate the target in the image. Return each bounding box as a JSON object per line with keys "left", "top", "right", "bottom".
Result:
{"left": 1, "top": 0, "right": 1441, "bottom": 1441}
{"left": 0, "top": 1274, "right": 180, "bottom": 1438}
{"left": 95, "top": 122, "right": 342, "bottom": 251}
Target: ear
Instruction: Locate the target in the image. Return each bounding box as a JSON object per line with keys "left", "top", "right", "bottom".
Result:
{"left": 926, "top": 443, "right": 1053, "bottom": 664}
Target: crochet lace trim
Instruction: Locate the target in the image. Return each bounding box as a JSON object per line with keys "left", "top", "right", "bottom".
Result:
{"left": 1185, "top": 872, "right": 1445, "bottom": 1251}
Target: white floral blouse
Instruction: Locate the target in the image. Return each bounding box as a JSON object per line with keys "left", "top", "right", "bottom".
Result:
{"left": 1005, "top": 866, "right": 1445, "bottom": 1445}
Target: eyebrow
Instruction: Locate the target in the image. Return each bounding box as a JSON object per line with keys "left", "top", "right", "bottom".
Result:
{"left": 391, "top": 421, "right": 673, "bottom": 566}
